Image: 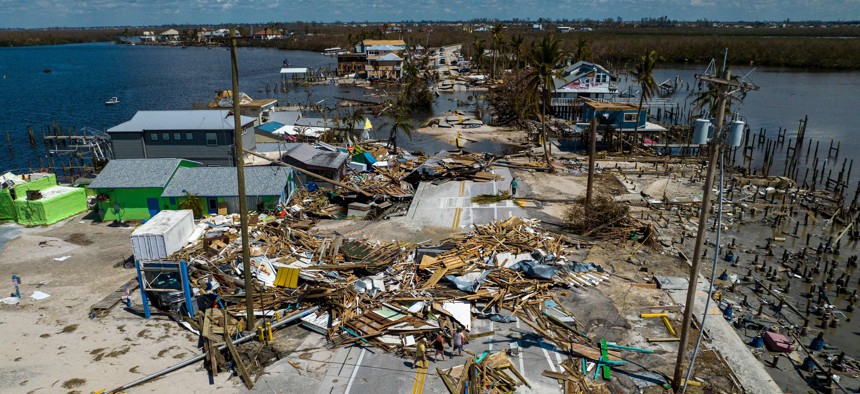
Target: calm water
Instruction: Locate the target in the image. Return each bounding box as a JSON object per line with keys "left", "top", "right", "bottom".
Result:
{"left": 1, "top": 43, "right": 858, "bottom": 170}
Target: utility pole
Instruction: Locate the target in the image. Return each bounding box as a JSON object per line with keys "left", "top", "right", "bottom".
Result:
{"left": 672, "top": 62, "right": 758, "bottom": 392}
{"left": 230, "top": 28, "right": 255, "bottom": 330}
{"left": 586, "top": 116, "right": 598, "bottom": 208}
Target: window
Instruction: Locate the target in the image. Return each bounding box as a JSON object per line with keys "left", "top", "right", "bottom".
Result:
{"left": 162, "top": 132, "right": 170, "bottom": 140}
{"left": 206, "top": 132, "right": 218, "bottom": 146}
{"left": 185, "top": 133, "right": 193, "bottom": 140}
{"left": 151, "top": 133, "right": 159, "bottom": 141}
{"left": 169, "top": 197, "right": 176, "bottom": 205}
{"left": 174, "top": 133, "right": 181, "bottom": 140}
{"left": 624, "top": 113, "right": 638, "bottom": 122}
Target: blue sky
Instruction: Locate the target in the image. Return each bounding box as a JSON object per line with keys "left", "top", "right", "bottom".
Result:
{"left": 0, "top": 0, "right": 856, "bottom": 28}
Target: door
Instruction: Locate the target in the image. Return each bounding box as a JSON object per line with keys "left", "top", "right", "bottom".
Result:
{"left": 146, "top": 198, "right": 160, "bottom": 218}
{"left": 207, "top": 198, "right": 218, "bottom": 215}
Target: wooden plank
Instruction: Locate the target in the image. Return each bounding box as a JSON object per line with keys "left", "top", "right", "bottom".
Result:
{"left": 223, "top": 309, "right": 253, "bottom": 390}
{"left": 543, "top": 370, "right": 573, "bottom": 381}
{"left": 421, "top": 266, "right": 449, "bottom": 290}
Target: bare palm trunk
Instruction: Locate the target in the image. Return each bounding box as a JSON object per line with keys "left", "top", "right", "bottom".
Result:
{"left": 632, "top": 93, "right": 645, "bottom": 154}
{"left": 541, "top": 96, "right": 553, "bottom": 172}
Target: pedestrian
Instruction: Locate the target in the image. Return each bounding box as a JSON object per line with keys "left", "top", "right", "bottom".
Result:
{"left": 510, "top": 177, "right": 518, "bottom": 196}
{"left": 414, "top": 338, "right": 428, "bottom": 368}
{"left": 433, "top": 331, "right": 447, "bottom": 362}
{"left": 452, "top": 329, "right": 467, "bottom": 356}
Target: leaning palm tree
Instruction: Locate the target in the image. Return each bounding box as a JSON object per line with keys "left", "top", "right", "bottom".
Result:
{"left": 631, "top": 50, "right": 659, "bottom": 153}
{"left": 525, "top": 35, "right": 565, "bottom": 172}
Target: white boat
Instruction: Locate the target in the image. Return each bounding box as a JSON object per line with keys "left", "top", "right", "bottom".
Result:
{"left": 105, "top": 97, "right": 120, "bottom": 105}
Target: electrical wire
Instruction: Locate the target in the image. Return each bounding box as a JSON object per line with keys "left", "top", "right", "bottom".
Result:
{"left": 681, "top": 144, "right": 725, "bottom": 393}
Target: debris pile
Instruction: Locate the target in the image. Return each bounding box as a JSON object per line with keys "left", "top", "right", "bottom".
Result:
{"left": 437, "top": 351, "right": 530, "bottom": 394}
{"left": 165, "top": 215, "right": 610, "bottom": 368}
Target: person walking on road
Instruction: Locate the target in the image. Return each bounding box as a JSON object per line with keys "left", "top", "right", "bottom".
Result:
{"left": 414, "top": 338, "right": 428, "bottom": 368}
{"left": 510, "top": 177, "right": 519, "bottom": 196}
{"left": 452, "top": 329, "right": 467, "bottom": 356}
{"left": 433, "top": 331, "right": 447, "bottom": 362}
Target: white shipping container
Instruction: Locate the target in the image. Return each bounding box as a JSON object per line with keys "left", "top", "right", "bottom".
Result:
{"left": 131, "top": 210, "right": 195, "bottom": 262}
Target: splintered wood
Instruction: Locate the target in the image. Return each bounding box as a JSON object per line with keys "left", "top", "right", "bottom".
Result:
{"left": 438, "top": 352, "right": 530, "bottom": 394}
{"left": 165, "top": 214, "right": 609, "bottom": 378}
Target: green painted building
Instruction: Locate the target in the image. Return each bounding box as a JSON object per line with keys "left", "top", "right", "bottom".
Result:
{"left": 161, "top": 166, "right": 297, "bottom": 215}
{"left": 0, "top": 173, "right": 88, "bottom": 225}
{"left": 89, "top": 159, "right": 199, "bottom": 221}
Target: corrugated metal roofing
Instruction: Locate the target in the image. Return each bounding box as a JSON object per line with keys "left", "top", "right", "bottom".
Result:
{"left": 283, "top": 143, "right": 347, "bottom": 169}
{"left": 161, "top": 166, "right": 291, "bottom": 198}
{"left": 268, "top": 111, "right": 301, "bottom": 126}
{"left": 89, "top": 159, "right": 189, "bottom": 189}
{"left": 107, "top": 110, "right": 256, "bottom": 133}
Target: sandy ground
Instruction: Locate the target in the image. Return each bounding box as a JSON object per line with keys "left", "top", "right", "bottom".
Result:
{"left": 417, "top": 123, "right": 528, "bottom": 147}
{"left": 0, "top": 213, "right": 247, "bottom": 394}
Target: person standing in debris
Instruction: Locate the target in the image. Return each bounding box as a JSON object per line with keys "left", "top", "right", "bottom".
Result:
{"left": 433, "top": 331, "right": 447, "bottom": 361}
{"left": 452, "top": 329, "right": 466, "bottom": 356}
{"left": 414, "top": 338, "right": 428, "bottom": 368}
{"left": 510, "top": 177, "right": 518, "bottom": 196}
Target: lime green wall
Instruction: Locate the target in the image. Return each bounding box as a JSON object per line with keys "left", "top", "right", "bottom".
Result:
{"left": 94, "top": 187, "right": 164, "bottom": 221}
{"left": 0, "top": 174, "right": 60, "bottom": 222}
{"left": 14, "top": 187, "right": 88, "bottom": 226}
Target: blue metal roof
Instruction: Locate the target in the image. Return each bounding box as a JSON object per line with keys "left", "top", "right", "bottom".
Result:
{"left": 257, "top": 121, "right": 286, "bottom": 133}
{"left": 108, "top": 110, "right": 257, "bottom": 133}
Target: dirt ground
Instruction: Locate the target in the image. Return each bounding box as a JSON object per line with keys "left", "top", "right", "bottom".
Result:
{"left": 0, "top": 213, "right": 246, "bottom": 394}
{"left": 416, "top": 123, "right": 528, "bottom": 147}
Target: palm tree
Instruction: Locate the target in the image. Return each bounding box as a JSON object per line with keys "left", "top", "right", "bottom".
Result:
{"left": 472, "top": 38, "right": 486, "bottom": 73}
{"left": 631, "top": 50, "right": 659, "bottom": 153}
{"left": 384, "top": 101, "right": 416, "bottom": 158}
{"left": 689, "top": 63, "right": 744, "bottom": 120}
{"left": 490, "top": 22, "right": 506, "bottom": 81}
{"left": 509, "top": 34, "right": 525, "bottom": 70}
{"left": 525, "top": 35, "right": 565, "bottom": 172}
{"left": 572, "top": 38, "right": 591, "bottom": 63}
{"left": 178, "top": 192, "right": 204, "bottom": 218}
{"left": 342, "top": 109, "right": 367, "bottom": 144}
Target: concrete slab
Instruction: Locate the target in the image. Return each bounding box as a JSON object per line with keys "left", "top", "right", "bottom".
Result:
{"left": 668, "top": 289, "right": 783, "bottom": 394}
{"left": 405, "top": 167, "right": 526, "bottom": 230}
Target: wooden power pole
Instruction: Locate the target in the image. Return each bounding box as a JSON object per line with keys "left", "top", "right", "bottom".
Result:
{"left": 672, "top": 62, "right": 758, "bottom": 392}
{"left": 230, "top": 28, "right": 255, "bottom": 330}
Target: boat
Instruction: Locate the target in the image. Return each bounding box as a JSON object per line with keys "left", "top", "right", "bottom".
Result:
{"left": 105, "top": 97, "right": 120, "bottom": 105}
{"left": 282, "top": 58, "right": 291, "bottom": 67}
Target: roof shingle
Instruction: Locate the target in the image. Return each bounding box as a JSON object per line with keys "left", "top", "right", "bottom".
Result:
{"left": 161, "top": 166, "right": 291, "bottom": 198}
{"left": 89, "top": 159, "right": 190, "bottom": 189}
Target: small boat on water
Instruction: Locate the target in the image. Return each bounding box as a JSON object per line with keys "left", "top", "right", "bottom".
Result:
{"left": 282, "top": 58, "right": 291, "bottom": 67}
{"left": 105, "top": 97, "right": 120, "bottom": 105}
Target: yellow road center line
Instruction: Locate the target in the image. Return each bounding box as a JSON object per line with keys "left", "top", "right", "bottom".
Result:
{"left": 412, "top": 363, "right": 428, "bottom": 394}
{"left": 418, "top": 366, "right": 427, "bottom": 393}
{"left": 452, "top": 208, "right": 461, "bottom": 230}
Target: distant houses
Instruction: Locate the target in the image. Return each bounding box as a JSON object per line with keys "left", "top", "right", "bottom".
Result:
{"left": 107, "top": 110, "right": 258, "bottom": 167}
{"left": 551, "top": 61, "right": 619, "bottom": 121}
{"left": 338, "top": 39, "right": 406, "bottom": 80}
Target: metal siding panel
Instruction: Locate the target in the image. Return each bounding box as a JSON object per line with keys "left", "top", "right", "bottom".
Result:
{"left": 111, "top": 134, "right": 146, "bottom": 160}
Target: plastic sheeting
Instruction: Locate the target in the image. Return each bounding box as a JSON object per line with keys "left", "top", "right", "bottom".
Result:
{"left": 508, "top": 260, "right": 561, "bottom": 280}
{"left": 444, "top": 270, "right": 490, "bottom": 293}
